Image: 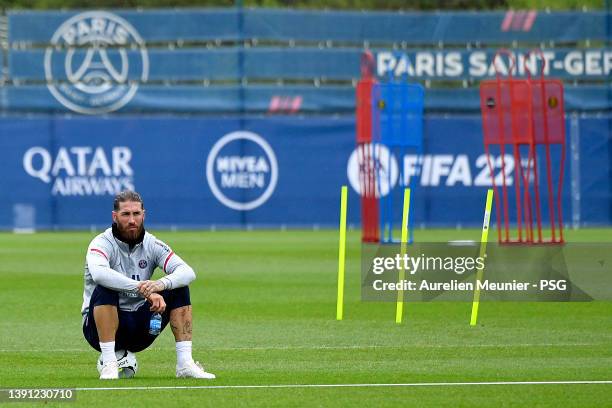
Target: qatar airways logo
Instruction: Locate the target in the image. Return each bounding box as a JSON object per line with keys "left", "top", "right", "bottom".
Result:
{"left": 44, "top": 11, "right": 149, "bottom": 114}
{"left": 23, "top": 146, "right": 134, "bottom": 196}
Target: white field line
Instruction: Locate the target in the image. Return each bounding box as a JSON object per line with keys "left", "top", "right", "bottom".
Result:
{"left": 0, "top": 342, "right": 603, "bottom": 353}
{"left": 76, "top": 380, "right": 612, "bottom": 391}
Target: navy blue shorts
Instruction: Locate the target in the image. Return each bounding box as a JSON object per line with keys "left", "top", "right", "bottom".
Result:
{"left": 82, "top": 285, "right": 191, "bottom": 352}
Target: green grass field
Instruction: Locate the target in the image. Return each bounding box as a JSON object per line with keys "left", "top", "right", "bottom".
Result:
{"left": 0, "top": 228, "right": 611, "bottom": 407}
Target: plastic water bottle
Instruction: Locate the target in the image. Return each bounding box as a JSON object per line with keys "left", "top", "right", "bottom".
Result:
{"left": 149, "top": 313, "right": 162, "bottom": 336}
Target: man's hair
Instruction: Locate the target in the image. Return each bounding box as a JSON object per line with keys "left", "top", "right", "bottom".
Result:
{"left": 113, "top": 190, "right": 144, "bottom": 211}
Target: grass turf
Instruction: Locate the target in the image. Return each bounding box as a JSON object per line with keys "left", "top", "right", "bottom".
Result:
{"left": 0, "top": 228, "right": 610, "bottom": 407}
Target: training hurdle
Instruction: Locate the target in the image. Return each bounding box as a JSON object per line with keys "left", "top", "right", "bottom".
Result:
{"left": 355, "top": 51, "right": 380, "bottom": 243}
{"left": 480, "top": 49, "right": 566, "bottom": 244}
{"left": 355, "top": 51, "right": 424, "bottom": 244}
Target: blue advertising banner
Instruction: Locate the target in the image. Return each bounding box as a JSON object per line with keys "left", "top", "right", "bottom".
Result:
{"left": 4, "top": 10, "right": 609, "bottom": 115}
{"left": 0, "top": 114, "right": 609, "bottom": 230}
{"left": 8, "top": 9, "right": 240, "bottom": 43}
{"left": 9, "top": 9, "right": 610, "bottom": 44}
{"left": 11, "top": 48, "right": 611, "bottom": 82}
{"left": 3, "top": 85, "right": 610, "bottom": 115}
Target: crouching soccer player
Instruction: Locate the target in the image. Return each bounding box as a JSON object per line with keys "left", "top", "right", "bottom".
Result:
{"left": 81, "top": 190, "right": 215, "bottom": 380}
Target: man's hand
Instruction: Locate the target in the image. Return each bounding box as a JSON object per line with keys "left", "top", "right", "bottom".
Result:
{"left": 138, "top": 280, "right": 165, "bottom": 298}
{"left": 146, "top": 293, "right": 166, "bottom": 313}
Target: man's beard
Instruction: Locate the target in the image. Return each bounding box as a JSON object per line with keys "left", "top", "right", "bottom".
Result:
{"left": 117, "top": 223, "right": 144, "bottom": 242}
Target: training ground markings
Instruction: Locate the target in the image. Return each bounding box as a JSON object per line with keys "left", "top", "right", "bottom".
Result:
{"left": 76, "top": 380, "right": 612, "bottom": 391}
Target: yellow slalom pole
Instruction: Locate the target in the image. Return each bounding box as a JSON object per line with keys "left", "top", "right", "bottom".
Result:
{"left": 470, "top": 189, "right": 494, "bottom": 326}
{"left": 395, "top": 188, "right": 411, "bottom": 324}
{"left": 336, "top": 186, "right": 348, "bottom": 320}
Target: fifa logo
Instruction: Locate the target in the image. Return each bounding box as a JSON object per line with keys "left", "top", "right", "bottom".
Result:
{"left": 347, "top": 144, "right": 399, "bottom": 197}
{"left": 44, "top": 11, "right": 149, "bottom": 114}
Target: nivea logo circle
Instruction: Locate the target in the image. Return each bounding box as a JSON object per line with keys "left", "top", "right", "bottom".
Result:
{"left": 206, "top": 131, "right": 278, "bottom": 211}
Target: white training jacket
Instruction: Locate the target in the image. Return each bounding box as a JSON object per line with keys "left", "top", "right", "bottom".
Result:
{"left": 81, "top": 227, "right": 196, "bottom": 316}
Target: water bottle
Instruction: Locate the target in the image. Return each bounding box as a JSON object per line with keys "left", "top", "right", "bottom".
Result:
{"left": 149, "top": 313, "right": 162, "bottom": 336}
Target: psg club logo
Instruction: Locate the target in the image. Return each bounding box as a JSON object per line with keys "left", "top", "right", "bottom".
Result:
{"left": 138, "top": 260, "right": 147, "bottom": 269}
{"left": 44, "top": 11, "right": 149, "bottom": 114}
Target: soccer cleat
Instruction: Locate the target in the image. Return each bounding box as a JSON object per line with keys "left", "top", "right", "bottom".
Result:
{"left": 176, "top": 360, "right": 216, "bottom": 379}
{"left": 99, "top": 361, "right": 119, "bottom": 380}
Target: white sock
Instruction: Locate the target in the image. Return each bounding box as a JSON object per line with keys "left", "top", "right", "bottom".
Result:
{"left": 176, "top": 341, "right": 193, "bottom": 367}
{"left": 100, "top": 341, "right": 116, "bottom": 365}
